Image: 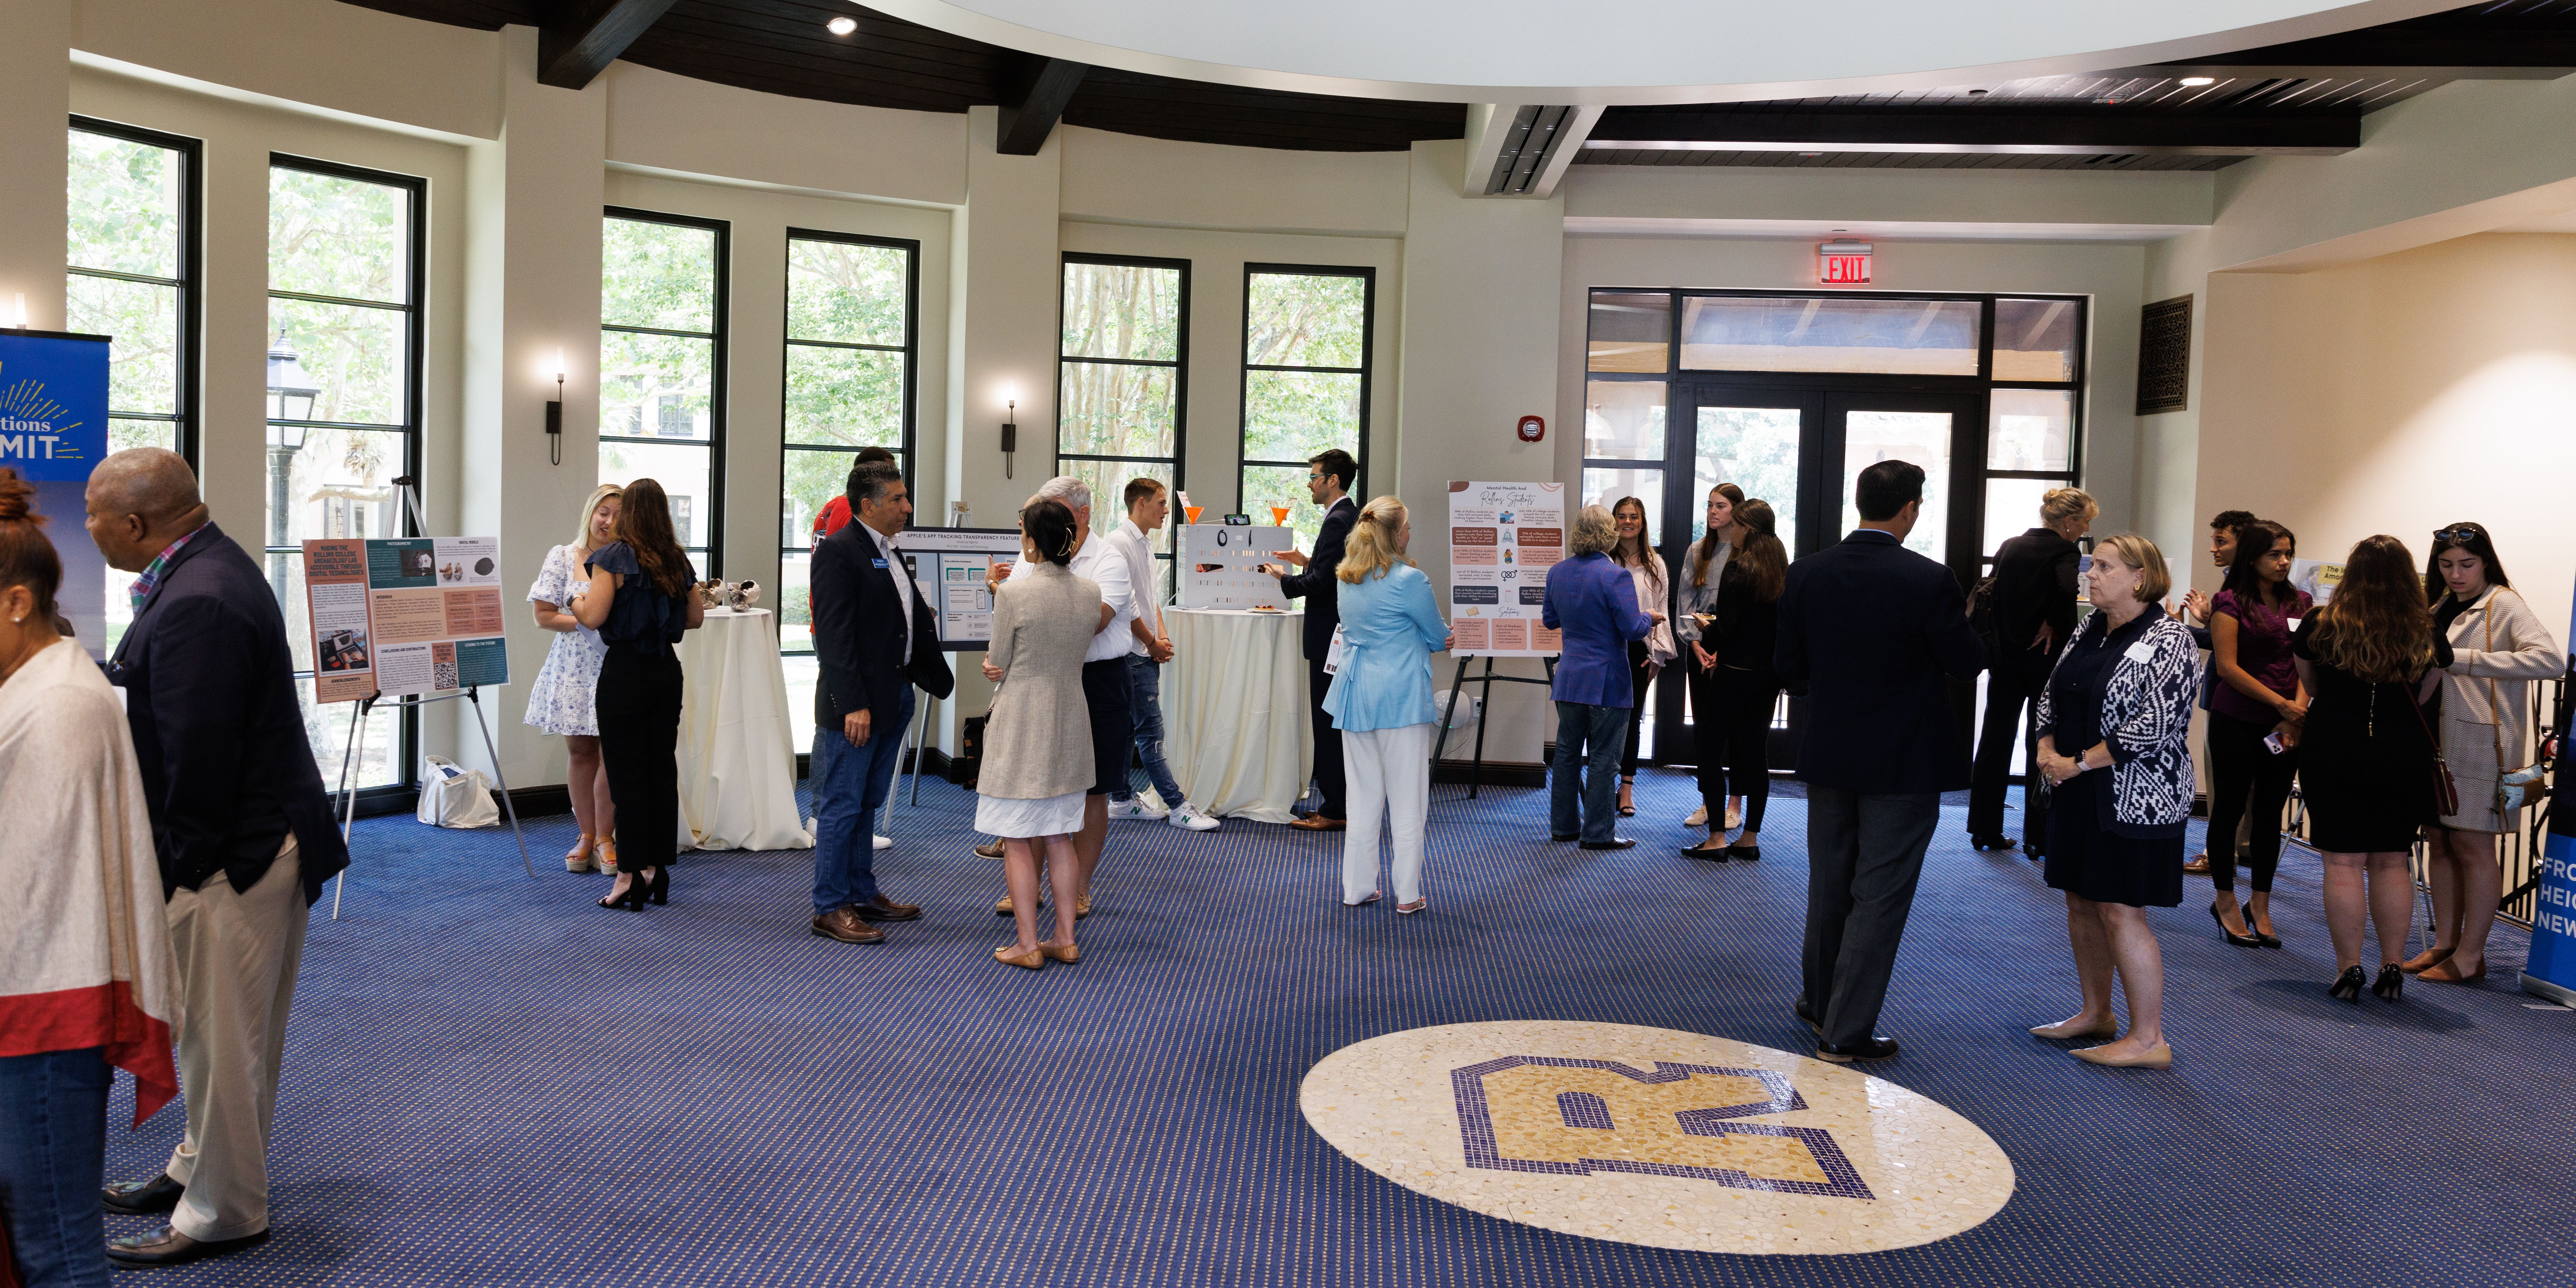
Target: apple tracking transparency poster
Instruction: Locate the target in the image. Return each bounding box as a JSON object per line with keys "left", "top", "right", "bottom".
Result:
{"left": 302, "top": 537, "right": 509, "bottom": 701}
{"left": 1446, "top": 481, "right": 1563, "bottom": 657}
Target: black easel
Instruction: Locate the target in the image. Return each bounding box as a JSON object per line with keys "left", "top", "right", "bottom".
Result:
{"left": 1429, "top": 654, "right": 1557, "bottom": 799}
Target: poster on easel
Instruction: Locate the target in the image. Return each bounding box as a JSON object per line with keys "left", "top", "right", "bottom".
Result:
{"left": 1446, "top": 481, "right": 1564, "bottom": 657}
{"left": 301, "top": 536, "right": 509, "bottom": 700}
{"left": 891, "top": 527, "right": 1025, "bottom": 650}
{"left": 1178, "top": 523, "right": 1292, "bottom": 610}
{"left": 0, "top": 330, "right": 112, "bottom": 655}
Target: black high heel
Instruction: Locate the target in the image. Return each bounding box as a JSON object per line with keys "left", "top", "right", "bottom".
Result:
{"left": 2328, "top": 965, "right": 2367, "bottom": 1002}
{"left": 645, "top": 867, "right": 669, "bottom": 906}
{"left": 2209, "top": 902, "right": 2261, "bottom": 948}
{"left": 598, "top": 872, "right": 645, "bottom": 911}
{"left": 2371, "top": 964, "right": 2404, "bottom": 1001}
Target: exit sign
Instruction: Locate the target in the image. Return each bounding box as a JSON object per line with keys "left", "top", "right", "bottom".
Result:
{"left": 1818, "top": 240, "right": 1872, "bottom": 285}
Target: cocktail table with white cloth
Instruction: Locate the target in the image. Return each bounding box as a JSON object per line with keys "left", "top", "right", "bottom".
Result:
{"left": 1162, "top": 608, "right": 1311, "bottom": 823}
{"left": 674, "top": 608, "right": 813, "bottom": 851}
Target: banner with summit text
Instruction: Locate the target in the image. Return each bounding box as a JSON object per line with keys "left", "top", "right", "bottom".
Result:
{"left": 0, "top": 330, "right": 112, "bottom": 654}
{"left": 2521, "top": 583, "right": 2576, "bottom": 1005}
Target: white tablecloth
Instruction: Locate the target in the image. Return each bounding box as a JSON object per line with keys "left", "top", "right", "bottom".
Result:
{"left": 675, "top": 608, "right": 813, "bottom": 851}
{"left": 1163, "top": 608, "right": 1310, "bottom": 823}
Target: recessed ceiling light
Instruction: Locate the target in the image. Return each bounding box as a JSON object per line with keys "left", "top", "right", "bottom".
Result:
{"left": 826, "top": 15, "right": 858, "bottom": 35}
{"left": 2179, "top": 76, "right": 2216, "bottom": 86}
{"left": 1967, "top": 88, "right": 1989, "bottom": 96}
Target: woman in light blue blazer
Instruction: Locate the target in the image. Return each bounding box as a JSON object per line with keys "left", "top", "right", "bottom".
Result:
{"left": 1322, "top": 496, "right": 1451, "bottom": 913}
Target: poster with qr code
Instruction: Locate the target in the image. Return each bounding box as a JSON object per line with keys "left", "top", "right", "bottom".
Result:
{"left": 1446, "top": 481, "right": 1563, "bottom": 657}
{"left": 302, "top": 536, "right": 510, "bottom": 700}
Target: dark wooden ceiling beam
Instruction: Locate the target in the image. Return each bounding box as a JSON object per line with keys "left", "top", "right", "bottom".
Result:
{"left": 2149, "top": 29, "right": 2576, "bottom": 77}
{"left": 539, "top": 0, "right": 685, "bottom": 89}
{"left": 1587, "top": 107, "right": 2357, "bottom": 156}
{"left": 997, "top": 56, "right": 1086, "bottom": 155}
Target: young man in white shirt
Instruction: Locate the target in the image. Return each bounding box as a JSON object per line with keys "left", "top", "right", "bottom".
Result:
{"left": 1102, "top": 478, "right": 1220, "bottom": 831}
{"left": 976, "top": 476, "right": 1136, "bottom": 914}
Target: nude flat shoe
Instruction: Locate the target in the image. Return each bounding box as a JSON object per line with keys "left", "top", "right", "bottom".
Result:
{"left": 2072, "top": 1041, "right": 2172, "bottom": 1070}
{"left": 1037, "top": 940, "right": 1079, "bottom": 963}
{"left": 2029, "top": 1018, "right": 2118, "bottom": 1040}
{"left": 994, "top": 944, "right": 1045, "bottom": 969}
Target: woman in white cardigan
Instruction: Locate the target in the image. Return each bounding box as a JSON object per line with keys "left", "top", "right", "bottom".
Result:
{"left": 2405, "top": 523, "right": 2565, "bottom": 984}
{"left": 0, "top": 469, "right": 180, "bottom": 1288}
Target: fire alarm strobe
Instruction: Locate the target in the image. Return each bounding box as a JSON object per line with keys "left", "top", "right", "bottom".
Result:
{"left": 1517, "top": 415, "right": 1545, "bottom": 443}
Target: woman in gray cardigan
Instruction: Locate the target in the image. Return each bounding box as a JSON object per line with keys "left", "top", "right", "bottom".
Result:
{"left": 2406, "top": 523, "right": 2564, "bottom": 984}
{"left": 975, "top": 499, "right": 1109, "bottom": 969}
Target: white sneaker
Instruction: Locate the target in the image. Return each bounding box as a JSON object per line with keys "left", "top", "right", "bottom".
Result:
{"left": 1724, "top": 803, "right": 1744, "bottom": 831}
{"left": 873, "top": 835, "right": 893, "bottom": 850}
{"left": 1107, "top": 798, "right": 1170, "bottom": 821}
{"left": 1684, "top": 805, "right": 1708, "bottom": 827}
{"left": 1167, "top": 803, "right": 1220, "bottom": 832}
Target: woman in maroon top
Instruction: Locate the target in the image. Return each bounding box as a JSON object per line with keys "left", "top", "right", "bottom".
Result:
{"left": 2205, "top": 520, "right": 2310, "bottom": 947}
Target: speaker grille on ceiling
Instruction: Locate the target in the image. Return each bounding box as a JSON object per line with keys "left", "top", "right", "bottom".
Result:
{"left": 1485, "top": 106, "right": 1575, "bottom": 195}
{"left": 2136, "top": 295, "right": 2192, "bottom": 414}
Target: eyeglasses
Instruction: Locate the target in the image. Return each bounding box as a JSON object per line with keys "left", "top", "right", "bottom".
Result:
{"left": 2432, "top": 527, "right": 2483, "bottom": 543}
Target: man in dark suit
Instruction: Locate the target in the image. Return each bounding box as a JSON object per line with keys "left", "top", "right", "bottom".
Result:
{"left": 809, "top": 460, "right": 954, "bottom": 944}
{"left": 79, "top": 449, "right": 350, "bottom": 1269}
{"left": 1775, "top": 460, "right": 1985, "bottom": 1063}
{"left": 1965, "top": 492, "right": 2091, "bottom": 851}
{"left": 1265, "top": 447, "right": 1360, "bottom": 831}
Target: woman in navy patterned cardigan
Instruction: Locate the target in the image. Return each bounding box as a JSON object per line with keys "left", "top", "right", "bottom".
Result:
{"left": 2027, "top": 534, "right": 2200, "bottom": 1070}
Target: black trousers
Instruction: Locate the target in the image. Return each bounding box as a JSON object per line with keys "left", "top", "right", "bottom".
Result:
{"left": 1620, "top": 639, "right": 1652, "bottom": 778}
{"left": 1800, "top": 786, "right": 1940, "bottom": 1048}
{"left": 1714, "top": 669, "right": 1778, "bottom": 833}
{"left": 1308, "top": 655, "right": 1346, "bottom": 818}
{"left": 596, "top": 646, "right": 684, "bottom": 872}
{"left": 1967, "top": 665, "right": 2042, "bottom": 839}
{"left": 2205, "top": 709, "right": 2297, "bottom": 895}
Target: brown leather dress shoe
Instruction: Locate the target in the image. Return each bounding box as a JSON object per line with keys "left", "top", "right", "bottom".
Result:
{"left": 856, "top": 894, "right": 921, "bottom": 922}
{"left": 810, "top": 906, "right": 886, "bottom": 943}
{"left": 1289, "top": 814, "right": 1346, "bottom": 832}
{"left": 106, "top": 1225, "right": 269, "bottom": 1268}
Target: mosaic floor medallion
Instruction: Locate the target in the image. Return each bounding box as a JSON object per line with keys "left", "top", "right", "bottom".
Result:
{"left": 1299, "top": 1021, "right": 2014, "bottom": 1255}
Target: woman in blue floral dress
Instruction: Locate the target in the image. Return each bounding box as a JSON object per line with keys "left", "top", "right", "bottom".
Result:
{"left": 527, "top": 483, "right": 621, "bottom": 870}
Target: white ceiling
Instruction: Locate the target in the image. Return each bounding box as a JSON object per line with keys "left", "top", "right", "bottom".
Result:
{"left": 866, "top": 0, "right": 2463, "bottom": 104}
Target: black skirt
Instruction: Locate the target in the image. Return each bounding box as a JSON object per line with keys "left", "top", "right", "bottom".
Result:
{"left": 2043, "top": 772, "right": 2183, "bottom": 908}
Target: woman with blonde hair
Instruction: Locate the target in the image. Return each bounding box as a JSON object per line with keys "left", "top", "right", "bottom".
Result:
{"left": 527, "top": 483, "right": 622, "bottom": 871}
{"left": 1324, "top": 497, "right": 1451, "bottom": 912}
{"left": 2292, "top": 535, "right": 2451, "bottom": 1001}
{"left": 1542, "top": 504, "right": 1665, "bottom": 848}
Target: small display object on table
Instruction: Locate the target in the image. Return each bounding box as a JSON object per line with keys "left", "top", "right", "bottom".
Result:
{"left": 1179, "top": 523, "right": 1294, "bottom": 610}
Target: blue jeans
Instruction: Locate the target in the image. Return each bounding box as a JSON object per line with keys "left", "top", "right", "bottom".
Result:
{"left": 1112, "top": 654, "right": 1187, "bottom": 806}
{"left": 0, "top": 1047, "right": 112, "bottom": 1288}
{"left": 811, "top": 688, "right": 914, "bottom": 914}
{"left": 1551, "top": 701, "right": 1629, "bottom": 843}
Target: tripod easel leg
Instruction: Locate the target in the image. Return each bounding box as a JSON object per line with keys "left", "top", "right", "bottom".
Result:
{"left": 466, "top": 686, "right": 536, "bottom": 880}
{"left": 331, "top": 698, "right": 372, "bottom": 922}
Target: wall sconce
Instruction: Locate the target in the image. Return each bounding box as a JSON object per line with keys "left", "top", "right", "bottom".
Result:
{"left": 545, "top": 347, "right": 566, "bottom": 466}
{"left": 1001, "top": 381, "right": 1018, "bottom": 479}
{"left": 10, "top": 294, "right": 26, "bottom": 330}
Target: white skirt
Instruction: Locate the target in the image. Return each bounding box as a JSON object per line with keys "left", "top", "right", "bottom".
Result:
{"left": 975, "top": 789, "right": 1087, "bottom": 839}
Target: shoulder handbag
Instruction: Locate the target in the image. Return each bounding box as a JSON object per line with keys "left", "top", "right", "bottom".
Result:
{"left": 2406, "top": 691, "right": 2462, "bottom": 819}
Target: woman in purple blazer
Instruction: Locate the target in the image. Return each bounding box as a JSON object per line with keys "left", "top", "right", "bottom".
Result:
{"left": 1541, "top": 504, "right": 1663, "bottom": 849}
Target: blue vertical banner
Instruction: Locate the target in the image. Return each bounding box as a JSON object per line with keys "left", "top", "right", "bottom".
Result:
{"left": 0, "top": 331, "right": 114, "bottom": 655}
{"left": 2522, "top": 587, "right": 2576, "bottom": 1005}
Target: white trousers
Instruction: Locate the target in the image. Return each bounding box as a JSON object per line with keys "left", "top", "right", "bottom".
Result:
{"left": 1341, "top": 723, "right": 1434, "bottom": 905}
{"left": 164, "top": 845, "right": 308, "bottom": 1242}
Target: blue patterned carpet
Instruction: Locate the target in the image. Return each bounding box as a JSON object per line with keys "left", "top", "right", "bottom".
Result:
{"left": 100, "top": 770, "right": 2576, "bottom": 1286}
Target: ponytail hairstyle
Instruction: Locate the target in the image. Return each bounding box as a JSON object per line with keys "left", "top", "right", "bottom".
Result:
{"left": 1337, "top": 495, "right": 1413, "bottom": 585}
{"left": 1021, "top": 498, "right": 1077, "bottom": 566}
{"left": 1724, "top": 499, "right": 1787, "bottom": 603}
{"left": 611, "top": 478, "right": 695, "bottom": 598}
{"left": 0, "top": 468, "right": 61, "bottom": 626}
{"left": 1691, "top": 482, "right": 1746, "bottom": 587}
{"left": 2310, "top": 535, "right": 2438, "bottom": 684}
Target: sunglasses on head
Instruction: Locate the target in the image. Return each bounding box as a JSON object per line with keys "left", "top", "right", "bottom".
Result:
{"left": 2432, "top": 526, "right": 2483, "bottom": 544}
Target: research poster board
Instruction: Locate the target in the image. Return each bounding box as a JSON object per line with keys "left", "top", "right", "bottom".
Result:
{"left": 1178, "top": 523, "right": 1292, "bottom": 610}
{"left": 0, "top": 330, "right": 112, "bottom": 654}
{"left": 1446, "top": 481, "right": 1564, "bottom": 656}
{"left": 2290, "top": 559, "right": 2345, "bottom": 605}
{"left": 891, "top": 527, "right": 1024, "bottom": 650}
{"left": 301, "top": 536, "right": 509, "bottom": 700}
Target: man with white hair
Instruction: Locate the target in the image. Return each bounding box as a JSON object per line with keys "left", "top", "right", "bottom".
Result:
{"left": 978, "top": 476, "right": 1134, "bottom": 916}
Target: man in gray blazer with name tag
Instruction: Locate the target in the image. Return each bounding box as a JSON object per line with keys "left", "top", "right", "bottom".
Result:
{"left": 1774, "top": 460, "right": 1986, "bottom": 1064}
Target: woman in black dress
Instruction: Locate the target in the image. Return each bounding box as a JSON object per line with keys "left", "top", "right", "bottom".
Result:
{"left": 573, "top": 478, "right": 704, "bottom": 911}
{"left": 1682, "top": 500, "right": 1784, "bottom": 861}
{"left": 2292, "top": 535, "right": 2451, "bottom": 1002}
{"left": 2028, "top": 535, "right": 2199, "bottom": 1069}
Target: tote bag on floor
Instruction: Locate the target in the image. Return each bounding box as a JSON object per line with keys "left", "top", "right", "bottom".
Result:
{"left": 416, "top": 756, "right": 501, "bottom": 828}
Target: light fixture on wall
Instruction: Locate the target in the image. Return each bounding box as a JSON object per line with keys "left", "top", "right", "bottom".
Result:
{"left": 546, "top": 347, "right": 566, "bottom": 466}
{"left": 1001, "top": 381, "right": 1018, "bottom": 479}
{"left": 9, "top": 294, "right": 25, "bottom": 329}
{"left": 826, "top": 14, "right": 857, "bottom": 35}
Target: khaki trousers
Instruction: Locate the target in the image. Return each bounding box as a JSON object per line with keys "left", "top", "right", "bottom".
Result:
{"left": 163, "top": 844, "right": 307, "bottom": 1242}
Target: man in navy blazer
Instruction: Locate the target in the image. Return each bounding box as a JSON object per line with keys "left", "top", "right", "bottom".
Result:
{"left": 80, "top": 449, "right": 349, "bottom": 1268}
{"left": 1774, "top": 460, "right": 1986, "bottom": 1063}
{"left": 1265, "top": 448, "right": 1360, "bottom": 830}
{"left": 1541, "top": 505, "right": 1663, "bottom": 849}
{"left": 808, "top": 460, "right": 954, "bottom": 944}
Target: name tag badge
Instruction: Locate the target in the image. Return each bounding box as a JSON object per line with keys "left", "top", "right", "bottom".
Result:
{"left": 2285, "top": 616, "right": 2302, "bottom": 634}
{"left": 873, "top": 558, "right": 889, "bottom": 569}
{"left": 2123, "top": 638, "right": 2157, "bottom": 664}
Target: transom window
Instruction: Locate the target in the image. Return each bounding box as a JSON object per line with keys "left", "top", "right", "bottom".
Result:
{"left": 600, "top": 208, "right": 727, "bottom": 570}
